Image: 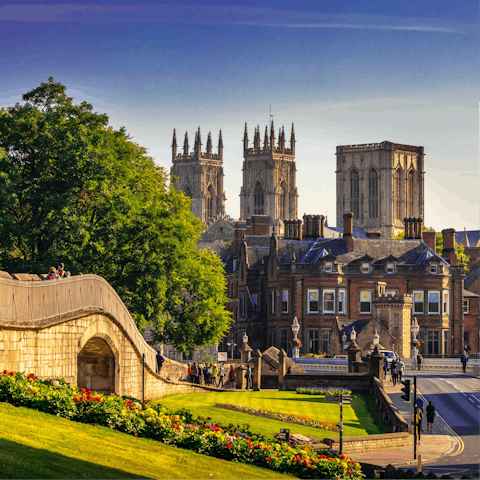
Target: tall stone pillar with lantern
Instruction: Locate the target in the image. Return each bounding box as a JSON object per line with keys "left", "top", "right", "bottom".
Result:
{"left": 292, "top": 316, "right": 300, "bottom": 359}
{"left": 368, "top": 329, "right": 385, "bottom": 385}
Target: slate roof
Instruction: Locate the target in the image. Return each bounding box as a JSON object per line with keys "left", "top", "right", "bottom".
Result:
{"left": 259, "top": 346, "right": 306, "bottom": 374}
{"left": 327, "top": 226, "right": 367, "bottom": 239}
{"left": 455, "top": 230, "right": 480, "bottom": 248}
{"left": 463, "top": 288, "right": 479, "bottom": 298}
{"left": 465, "top": 266, "right": 479, "bottom": 290}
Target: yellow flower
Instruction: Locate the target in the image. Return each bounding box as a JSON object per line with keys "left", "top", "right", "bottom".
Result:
{"left": 275, "top": 444, "right": 281, "bottom": 451}
{"left": 341, "top": 462, "right": 348, "bottom": 469}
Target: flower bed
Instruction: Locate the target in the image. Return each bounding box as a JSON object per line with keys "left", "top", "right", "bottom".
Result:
{"left": 0, "top": 371, "right": 363, "bottom": 479}
{"left": 218, "top": 403, "right": 338, "bottom": 432}
{"left": 296, "top": 387, "right": 352, "bottom": 396}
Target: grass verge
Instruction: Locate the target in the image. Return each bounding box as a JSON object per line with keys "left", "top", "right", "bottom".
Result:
{"left": 157, "top": 391, "right": 386, "bottom": 441}
{"left": 0, "top": 402, "right": 292, "bottom": 479}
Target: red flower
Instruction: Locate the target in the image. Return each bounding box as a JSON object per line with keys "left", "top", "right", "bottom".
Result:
{"left": 2, "top": 370, "right": 7, "bottom": 374}
{"left": 346, "top": 470, "right": 352, "bottom": 474}
{"left": 340, "top": 454, "right": 346, "bottom": 460}
{"left": 9, "top": 372, "right": 14, "bottom": 376}
{"left": 227, "top": 443, "right": 232, "bottom": 449}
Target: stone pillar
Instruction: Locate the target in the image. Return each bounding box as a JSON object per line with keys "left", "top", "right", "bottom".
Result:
{"left": 347, "top": 340, "right": 362, "bottom": 373}
{"left": 253, "top": 349, "right": 262, "bottom": 391}
{"left": 236, "top": 365, "right": 246, "bottom": 390}
{"left": 278, "top": 349, "right": 287, "bottom": 388}
{"left": 240, "top": 343, "right": 253, "bottom": 364}
{"left": 369, "top": 346, "right": 385, "bottom": 385}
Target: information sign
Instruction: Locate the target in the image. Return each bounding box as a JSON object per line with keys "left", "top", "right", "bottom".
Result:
{"left": 217, "top": 352, "right": 228, "bottom": 362}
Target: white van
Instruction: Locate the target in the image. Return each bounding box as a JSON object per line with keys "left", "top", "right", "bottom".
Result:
{"left": 379, "top": 350, "right": 396, "bottom": 370}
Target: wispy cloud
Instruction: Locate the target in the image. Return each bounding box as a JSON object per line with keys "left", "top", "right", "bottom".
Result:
{"left": 0, "top": 4, "right": 474, "bottom": 34}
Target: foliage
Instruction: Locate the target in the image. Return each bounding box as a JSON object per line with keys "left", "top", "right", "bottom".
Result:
{"left": 296, "top": 386, "right": 352, "bottom": 396}
{"left": 0, "top": 371, "right": 364, "bottom": 479}
{"left": 0, "top": 78, "right": 231, "bottom": 352}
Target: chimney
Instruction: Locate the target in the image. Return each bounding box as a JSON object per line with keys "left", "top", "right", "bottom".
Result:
{"left": 313, "top": 215, "right": 321, "bottom": 238}
{"left": 296, "top": 219, "right": 303, "bottom": 240}
{"left": 319, "top": 215, "right": 325, "bottom": 238}
{"left": 343, "top": 212, "right": 354, "bottom": 252}
{"left": 404, "top": 217, "right": 413, "bottom": 239}
{"left": 442, "top": 228, "right": 457, "bottom": 266}
{"left": 416, "top": 217, "right": 423, "bottom": 240}
{"left": 423, "top": 231, "right": 436, "bottom": 251}
{"left": 250, "top": 215, "right": 270, "bottom": 236}
{"left": 234, "top": 221, "right": 247, "bottom": 254}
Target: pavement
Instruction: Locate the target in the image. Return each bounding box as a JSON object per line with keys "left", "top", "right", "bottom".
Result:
{"left": 348, "top": 379, "right": 458, "bottom": 470}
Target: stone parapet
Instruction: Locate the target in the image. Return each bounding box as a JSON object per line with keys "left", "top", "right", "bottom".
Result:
{"left": 323, "top": 432, "right": 410, "bottom": 454}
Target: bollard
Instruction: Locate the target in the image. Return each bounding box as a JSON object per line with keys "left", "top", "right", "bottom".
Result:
{"left": 418, "top": 454, "right": 422, "bottom": 473}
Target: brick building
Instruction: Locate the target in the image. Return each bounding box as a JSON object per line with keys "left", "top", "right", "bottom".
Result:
{"left": 222, "top": 215, "right": 476, "bottom": 358}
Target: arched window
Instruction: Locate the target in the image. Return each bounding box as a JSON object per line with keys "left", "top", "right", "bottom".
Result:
{"left": 407, "top": 170, "right": 414, "bottom": 217}
{"left": 184, "top": 185, "right": 192, "bottom": 199}
{"left": 254, "top": 182, "right": 264, "bottom": 215}
{"left": 278, "top": 183, "right": 286, "bottom": 220}
{"left": 206, "top": 185, "right": 215, "bottom": 221}
{"left": 350, "top": 170, "right": 359, "bottom": 219}
{"left": 394, "top": 168, "right": 402, "bottom": 220}
{"left": 368, "top": 169, "right": 378, "bottom": 219}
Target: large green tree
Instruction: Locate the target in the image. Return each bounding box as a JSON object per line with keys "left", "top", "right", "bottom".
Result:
{"left": 0, "top": 78, "right": 231, "bottom": 353}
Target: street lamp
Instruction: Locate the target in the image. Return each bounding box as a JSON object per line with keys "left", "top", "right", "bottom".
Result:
{"left": 342, "top": 331, "right": 347, "bottom": 353}
{"left": 411, "top": 318, "right": 420, "bottom": 370}
{"left": 243, "top": 332, "right": 249, "bottom": 346}
{"left": 350, "top": 326, "right": 357, "bottom": 342}
{"left": 292, "top": 316, "right": 300, "bottom": 359}
{"left": 372, "top": 328, "right": 380, "bottom": 355}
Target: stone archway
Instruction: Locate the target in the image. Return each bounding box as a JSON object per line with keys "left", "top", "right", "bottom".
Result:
{"left": 77, "top": 337, "right": 115, "bottom": 394}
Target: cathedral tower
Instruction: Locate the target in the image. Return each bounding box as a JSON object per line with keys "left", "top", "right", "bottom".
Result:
{"left": 336, "top": 141, "right": 425, "bottom": 239}
{"left": 170, "top": 127, "right": 226, "bottom": 224}
{"left": 240, "top": 120, "right": 298, "bottom": 233}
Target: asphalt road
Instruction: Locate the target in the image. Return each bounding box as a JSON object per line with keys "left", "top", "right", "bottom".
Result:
{"left": 405, "top": 372, "right": 480, "bottom": 478}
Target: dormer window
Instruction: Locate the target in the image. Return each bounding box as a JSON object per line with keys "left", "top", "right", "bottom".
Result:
{"left": 362, "top": 262, "right": 370, "bottom": 274}
{"left": 430, "top": 264, "right": 437, "bottom": 274}
{"left": 325, "top": 262, "right": 333, "bottom": 273}
{"left": 387, "top": 263, "right": 395, "bottom": 274}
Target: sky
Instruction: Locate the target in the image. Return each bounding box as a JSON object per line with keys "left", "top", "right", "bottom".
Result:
{"left": 1, "top": 0, "right": 478, "bottom": 231}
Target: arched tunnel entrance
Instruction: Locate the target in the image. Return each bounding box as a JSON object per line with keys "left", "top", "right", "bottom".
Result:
{"left": 77, "top": 337, "right": 115, "bottom": 394}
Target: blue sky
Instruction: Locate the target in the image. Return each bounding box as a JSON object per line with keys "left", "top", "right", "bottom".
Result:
{"left": 1, "top": 0, "right": 478, "bottom": 230}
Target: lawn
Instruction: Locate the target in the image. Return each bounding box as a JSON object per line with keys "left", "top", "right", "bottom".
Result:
{"left": 157, "top": 391, "right": 385, "bottom": 441}
{"left": 0, "top": 402, "right": 292, "bottom": 479}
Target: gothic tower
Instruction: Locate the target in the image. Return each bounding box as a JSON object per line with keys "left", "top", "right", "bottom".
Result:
{"left": 240, "top": 120, "right": 298, "bottom": 234}
{"left": 170, "top": 127, "right": 226, "bottom": 224}
{"left": 335, "top": 141, "right": 425, "bottom": 239}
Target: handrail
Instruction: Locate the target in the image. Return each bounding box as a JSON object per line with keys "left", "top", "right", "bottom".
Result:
{"left": 0, "top": 274, "right": 157, "bottom": 373}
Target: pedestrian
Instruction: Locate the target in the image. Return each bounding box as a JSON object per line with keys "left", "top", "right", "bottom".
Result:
{"left": 46, "top": 267, "right": 59, "bottom": 280}
{"left": 57, "top": 263, "right": 69, "bottom": 278}
{"left": 187, "top": 362, "right": 192, "bottom": 382}
{"left": 461, "top": 351, "right": 468, "bottom": 373}
{"left": 205, "top": 364, "right": 212, "bottom": 386}
{"left": 229, "top": 365, "right": 236, "bottom": 389}
{"left": 198, "top": 364, "right": 204, "bottom": 385}
{"left": 212, "top": 363, "right": 218, "bottom": 387}
{"left": 245, "top": 364, "right": 252, "bottom": 389}
{"left": 398, "top": 358, "right": 405, "bottom": 383}
{"left": 391, "top": 361, "right": 399, "bottom": 386}
{"left": 426, "top": 400, "right": 435, "bottom": 432}
{"left": 218, "top": 363, "right": 226, "bottom": 388}
{"left": 383, "top": 356, "right": 388, "bottom": 377}
{"left": 416, "top": 399, "right": 424, "bottom": 432}
{"left": 156, "top": 350, "right": 164, "bottom": 374}
{"left": 191, "top": 362, "right": 198, "bottom": 384}
{"left": 415, "top": 404, "right": 423, "bottom": 440}
{"left": 417, "top": 353, "right": 422, "bottom": 371}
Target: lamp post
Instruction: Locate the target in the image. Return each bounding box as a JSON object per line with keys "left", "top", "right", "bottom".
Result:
{"left": 292, "top": 316, "right": 300, "bottom": 359}
{"left": 243, "top": 332, "right": 248, "bottom": 346}
{"left": 411, "top": 318, "right": 420, "bottom": 370}
{"left": 342, "top": 331, "right": 347, "bottom": 354}
{"left": 373, "top": 328, "right": 380, "bottom": 351}
{"left": 350, "top": 326, "right": 356, "bottom": 342}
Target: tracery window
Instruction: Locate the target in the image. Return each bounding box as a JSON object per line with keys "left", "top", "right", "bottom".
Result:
{"left": 395, "top": 168, "right": 402, "bottom": 220}
{"left": 278, "top": 183, "right": 286, "bottom": 220}
{"left": 206, "top": 185, "right": 215, "bottom": 220}
{"left": 254, "top": 182, "right": 264, "bottom": 215}
{"left": 368, "top": 169, "right": 378, "bottom": 218}
{"left": 407, "top": 170, "right": 414, "bottom": 217}
{"left": 350, "top": 170, "right": 359, "bottom": 219}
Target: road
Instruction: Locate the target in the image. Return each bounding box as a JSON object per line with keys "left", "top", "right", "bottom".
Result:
{"left": 406, "top": 372, "right": 480, "bottom": 478}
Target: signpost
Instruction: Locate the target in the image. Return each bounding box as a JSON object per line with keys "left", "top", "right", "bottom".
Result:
{"left": 324, "top": 393, "right": 356, "bottom": 454}
{"left": 217, "top": 352, "right": 228, "bottom": 362}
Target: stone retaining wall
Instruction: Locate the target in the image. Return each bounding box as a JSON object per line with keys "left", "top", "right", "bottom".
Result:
{"left": 279, "top": 373, "right": 372, "bottom": 393}
{"left": 323, "top": 432, "right": 410, "bottom": 454}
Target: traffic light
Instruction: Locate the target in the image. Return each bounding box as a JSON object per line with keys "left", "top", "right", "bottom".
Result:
{"left": 401, "top": 379, "right": 411, "bottom": 402}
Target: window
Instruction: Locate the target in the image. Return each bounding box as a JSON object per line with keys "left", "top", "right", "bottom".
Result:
{"left": 281, "top": 329, "right": 289, "bottom": 353}
{"left": 240, "top": 294, "right": 245, "bottom": 317}
{"left": 309, "top": 330, "right": 319, "bottom": 354}
{"left": 428, "top": 291, "right": 440, "bottom": 315}
{"left": 271, "top": 291, "right": 275, "bottom": 314}
{"left": 323, "top": 289, "right": 335, "bottom": 314}
{"left": 325, "top": 262, "right": 333, "bottom": 273}
{"left": 322, "top": 330, "right": 330, "bottom": 354}
{"left": 387, "top": 263, "right": 395, "bottom": 274}
{"left": 368, "top": 169, "right": 378, "bottom": 219}
{"left": 463, "top": 299, "right": 469, "bottom": 314}
{"left": 407, "top": 170, "right": 414, "bottom": 217}
{"left": 350, "top": 170, "right": 359, "bottom": 219}
{"left": 443, "top": 330, "right": 449, "bottom": 355}
{"left": 394, "top": 314, "right": 399, "bottom": 328}
{"left": 254, "top": 182, "right": 264, "bottom": 215}
{"left": 251, "top": 294, "right": 258, "bottom": 312}
{"left": 308, "top": 289, "right": 319, "bottom": 314}
{"left": 430, "top": 264, "right": 437, "bottom": 274}
{"left": 395, "top": 168, "right": 402, "bottom": 220}
{"left": 281, "top": 290, "right": 289, "bottom": 314}
{"left": 427, "top": 331, "right": 439, "bottom": 355}
{"left": 464, "top": 331, "right": 470, "bottom": 343}
{"left": 338, "top": 289, "right": 346, "bottom": 315}
{"left": 386, "top": 289, "right": 397, "bottom": 296}
{"left": 413, "top": 291, "right": 424, "bottom": 314}
{"left": 278, "top": 183, "right": 286, "bottom": 220}
{"left": 362, "top": 263, "right": 370, "bottom": 274}
{"left": 443, "top": 291, "right": 450, "bottom": 315}
{"left": 360, "top": 291, "right": 372, "bottom": 314}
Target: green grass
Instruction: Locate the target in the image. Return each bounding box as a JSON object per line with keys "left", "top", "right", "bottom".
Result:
{"left": 0, "top": 402, "right": 292, "bottom": 479}
{"left": 157, "top": 391, "right": 386, "bottom": 441}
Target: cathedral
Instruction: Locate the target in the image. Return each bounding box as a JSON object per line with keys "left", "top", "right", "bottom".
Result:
{"left": 170, "top": 123, "right": 425, "bottom": 239}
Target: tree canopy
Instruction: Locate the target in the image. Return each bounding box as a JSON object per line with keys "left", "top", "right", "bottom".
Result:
{"left": 0, "top": 78, "right": 231, "bottom": 354}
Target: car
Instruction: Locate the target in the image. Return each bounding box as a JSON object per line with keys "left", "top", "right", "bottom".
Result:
{"left": 333, "top": 355, "right": 348, "bottom": 360}
{"left": 379, "top": 350, "right": 396, "bottom": 370}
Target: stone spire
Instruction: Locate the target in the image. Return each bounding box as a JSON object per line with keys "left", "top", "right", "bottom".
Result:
{"left": 172, "top": 128, "right": 177, "bottom": 161}
{"left": 270, "top": 119, "right": 275, "bottom": 151}
{"left": 218, "top": 129, "right": 223, "bottom": 159}
{"left": 264, "top": 125, "right": 269, "bottom": 150}
{"left": 254, "top": 125, "right": 261, "bottom": 150}
{"left": 243, "top": 122, "right": 249, "bottom": 156}
{"left": 194, "top": 126, "right": 202, "bottom": 155}
{"left": 206, "top": 131, "right": 212, "bottom": 155}
{"left": 290, "top": 123, "right": 295, "bottom": 154}
{"left": 183, "top": 131, "right": 189, "bottom": 157}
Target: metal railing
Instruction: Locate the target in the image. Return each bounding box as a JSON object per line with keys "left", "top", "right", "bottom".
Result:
{"left": 0, "top": 274, "right": 157, "bottom": 373}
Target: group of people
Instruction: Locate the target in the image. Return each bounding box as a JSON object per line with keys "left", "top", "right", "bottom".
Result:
{"left": 383, "top": 355, "right": 405, "bottom": 386}
{"left": 415, "top": 399, "right": 437, "bottom": 437}
{"left": 187, "top": 362, "right": 253, "bottom": 389}
{"left": 45, "top": 263, "right": 70, "bottom": 280}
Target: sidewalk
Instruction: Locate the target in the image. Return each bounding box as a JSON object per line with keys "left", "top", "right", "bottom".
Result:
{"left": 349, "top": 380, "right": 457, "bottom": 468}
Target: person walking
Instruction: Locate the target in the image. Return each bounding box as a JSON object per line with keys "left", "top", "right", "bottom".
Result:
{"left": 426, "top": 400, "right": 436, "bottom": 432}
{"left": 416, "top": 404, "right": 423, "bottom": 440}
{"left": 461, "top": 351, "right": 468, "bottom": 373}
{"left": 398, "top": 358, "right": 405, "bottom": 383}
{"left": 212, "top": 364, "right": 218, "bottom": 387}
{"left": 383, "top": 356, "right": 388, "bottom": 377}
{"left": 218, "top": 363, "right": 226, "bottom": 388}
{"left": 417, "top": 353, "right": 422, "bottom": 371}
{"left": 191, "top": 362, "right": 198, "bottom": 384}
{"left": 391, "top": 360, "right": 399, "bottom": 386}
{"left": 245, "top": 365, "right": 252, "bottom": 389}
{"left": 187, "top": 363, "right": 192, "bottom": 382}
{"left": 229, "top": 365, "right": 236, "bottom": 389}
{"left": 156, "top": 350, "right": 164, "bottom": 375}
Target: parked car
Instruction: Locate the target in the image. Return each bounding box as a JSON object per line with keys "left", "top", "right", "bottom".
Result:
{"left": 379, "top": 350, "right": 396, "bottom": 370}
